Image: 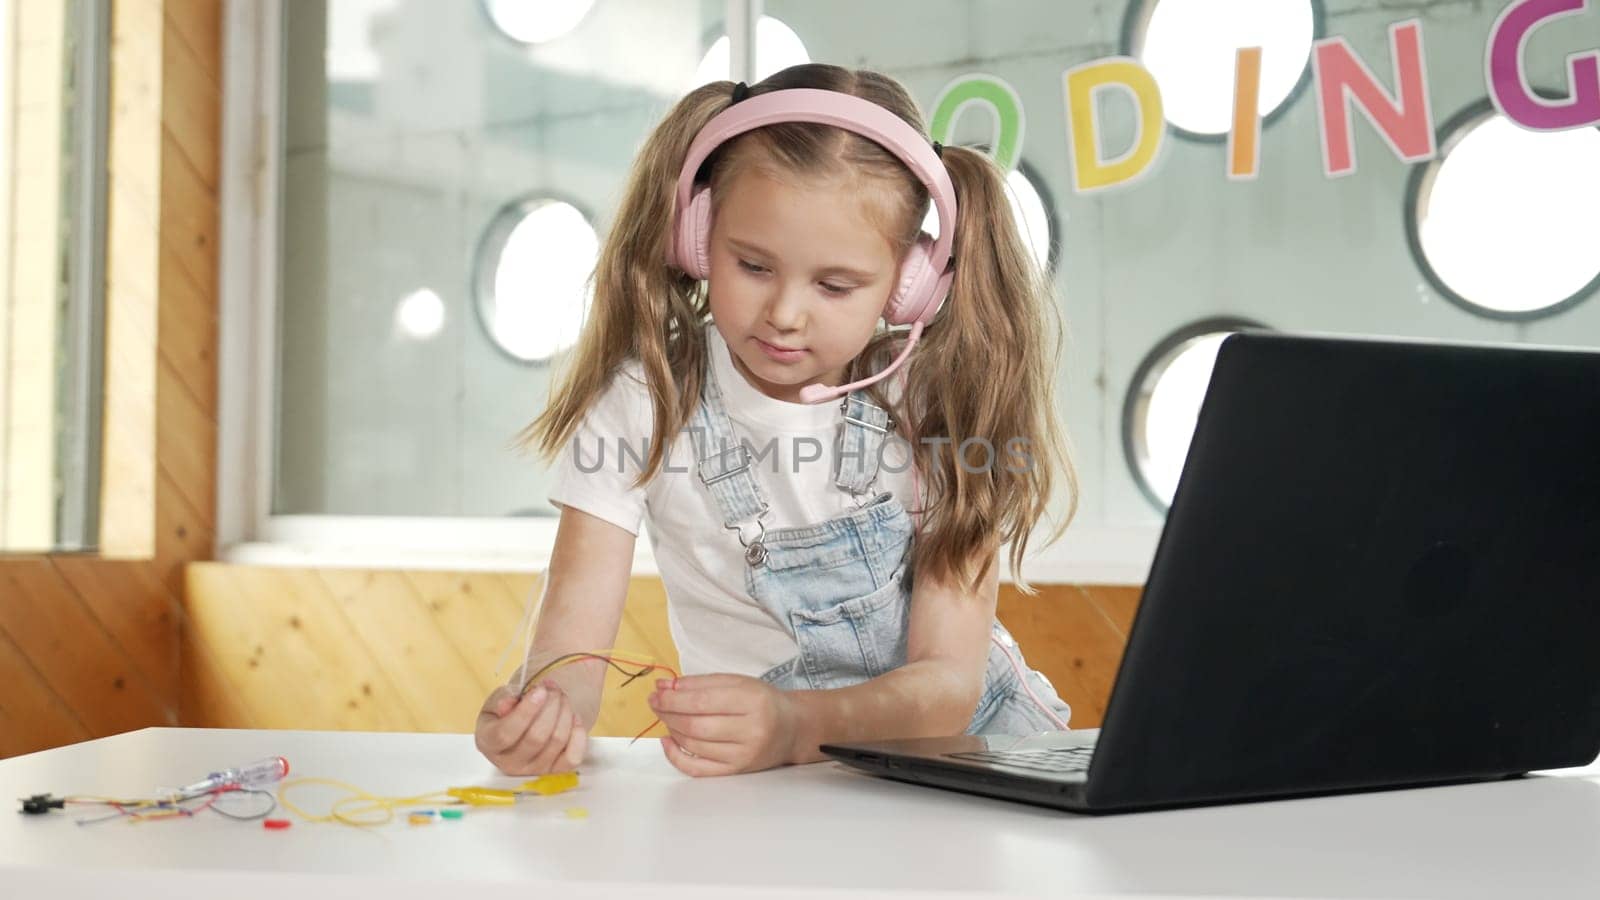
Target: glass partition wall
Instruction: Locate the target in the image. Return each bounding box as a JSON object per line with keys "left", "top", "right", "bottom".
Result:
{"left": 237, "top": 0, "right": 1600, "bottom": 581}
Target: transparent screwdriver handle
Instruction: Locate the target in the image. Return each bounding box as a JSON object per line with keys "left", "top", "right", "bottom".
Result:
{"left": 177, "top": 756, "right": 290, "bottom": 795}
{"left": 226, "top": 756, "right": 290, "bottom": 788}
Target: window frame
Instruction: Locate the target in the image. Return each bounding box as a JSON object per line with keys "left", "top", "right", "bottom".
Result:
{"left": 57, "top": 0, "right": 111, "bottom": 550}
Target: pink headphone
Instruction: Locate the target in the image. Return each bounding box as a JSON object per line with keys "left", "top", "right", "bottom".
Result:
{"left": 664, "top": 84, "right": 958, "bottom": 405}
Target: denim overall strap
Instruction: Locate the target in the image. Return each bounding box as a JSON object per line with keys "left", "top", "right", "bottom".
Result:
{"left": 836, "top": 392, "right": 893, "bottom": 497}
{"left": 693, "top": 348, "right": 895, "bottom": 535}
{"left": 691, "top": 348, "right": 772, "bottom": 556}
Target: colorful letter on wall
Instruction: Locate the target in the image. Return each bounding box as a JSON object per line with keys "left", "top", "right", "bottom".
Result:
{"left": 1487, "top": 0, "right": 1600, "bottom": 131}
{"left": 1229, "top": 47, "right": 1264, "bottom": 181}
{"left": 1312, "top": 19, "right": 1437, "bottom": 178}
{"left": 929, "top": 74, "right": 1026, "bottom": 173}
{"left": 1063, "top": 57, "right": 1165, "bottom": 193}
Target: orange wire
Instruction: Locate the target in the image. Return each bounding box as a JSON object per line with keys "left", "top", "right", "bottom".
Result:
{"left": 525, "top": 652, "right": 679, "bottom": 744}
{"left": 596, "top": 654, "right": 677, "bottom": 742}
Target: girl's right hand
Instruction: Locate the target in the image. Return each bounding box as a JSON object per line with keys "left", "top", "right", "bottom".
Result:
{"left": 474, "top": 680, "right": 589, "bottom": 775}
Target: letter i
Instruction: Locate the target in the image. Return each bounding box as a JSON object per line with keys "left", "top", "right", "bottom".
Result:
{"left": 1229, "top": 46, "right": 1263, "bottom": 180}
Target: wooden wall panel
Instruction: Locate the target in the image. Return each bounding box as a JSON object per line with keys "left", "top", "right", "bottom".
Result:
{"left": 0, "top": 559, "right": 171, "bottom": 735}
{"left": 317, "top": 569, "right": 489, "bottom": 732}
{"left": 50, "top": 557, "right": 180, "bottom": 701}
{"left": 184, "top": 564, "right": 693, "bottom": 740}
{"left": 998, "top": 585, "right": 1141, "bottom": 727}
{"left": 0, "top": 628, "right": 91, "bottom": 758}
{"left": 0, "top": 1, "right": 221, "bottom": 759}
{"left": 183, "top": 564, "right": 1142, "bottom": 737}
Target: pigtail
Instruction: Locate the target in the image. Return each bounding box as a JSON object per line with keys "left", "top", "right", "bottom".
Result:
{"left": 897, "top": 145, "right": 1078, "bottom": 596}
{"left": 521, "top": 82, "right": 739, "bottom": 488}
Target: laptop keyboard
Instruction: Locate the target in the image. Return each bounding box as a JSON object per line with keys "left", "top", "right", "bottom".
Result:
{"left": 946, "top": 746, "right": 1095, "bottom": 774}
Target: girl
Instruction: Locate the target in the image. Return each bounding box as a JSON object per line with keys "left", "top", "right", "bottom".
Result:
{"left": 474, "top": 63, "right": 1077, "bottom": 778}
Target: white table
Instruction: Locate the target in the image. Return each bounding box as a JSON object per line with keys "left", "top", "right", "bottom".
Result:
{"left": 3, "top": 728, "right": 1597, "bottom": 899}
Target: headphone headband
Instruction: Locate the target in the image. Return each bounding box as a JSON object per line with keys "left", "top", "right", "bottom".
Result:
{"left": 672, "top": 87, "right": 957, "bottom": 274}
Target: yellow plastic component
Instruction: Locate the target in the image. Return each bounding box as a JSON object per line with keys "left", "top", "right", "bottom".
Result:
{"left": 564, "top": 807, "right": 588, "bottom": 820}
{"left": 407, "top": 814, "right": 434, "bottom": 826}
{"left": 446, "top": 786, "right": 517, "bottom": 806}
{"left": 521, "top": 772, "right": 579, "bottom": 796}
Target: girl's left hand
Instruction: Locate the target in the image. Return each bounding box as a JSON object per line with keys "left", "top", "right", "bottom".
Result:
{"left": 647, "top": 674, "right": 799, "bottom": 776}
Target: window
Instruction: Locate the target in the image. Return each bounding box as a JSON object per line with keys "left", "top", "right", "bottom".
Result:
{"left": 923, "top": 156, "right": 1059, "bottom": 276}
{"left": 473, "top": 197, "right": 597, "bottom": 364}
{"left": 0, "top": 0, "right": 108, "bottom": 552}
{"left": 271, "top": 0, "right": 720, "bottom": 518}
{"left": 1126, "top": 0, "right": 1320, "bottom": 138}
{"left": 694, "top": 15, "right": 808, "bottom": 87}
{"left": 1124, "top": 320, "right": 1267, "bottom": 511}
{"left": 481, "top": 0, "right": 597, "bottom": 45}
{"left": 1407, "top": 99, "right": 1600, "bottom": 320}
{"left": 230, "top": 1, "right": 1600, "bottom": 583}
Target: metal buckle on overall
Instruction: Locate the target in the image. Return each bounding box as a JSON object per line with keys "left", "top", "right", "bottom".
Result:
{"left": 701, "top": 442, "right": 753, "bottom": 485}
{"left": 840, "top": 397, "right": 894, "bottom": 434}
{"left": 839, "top": 397, "right": 892, "bottom": 508}
{"left": 725, "top": 506, "right": 770, "bottom": 567}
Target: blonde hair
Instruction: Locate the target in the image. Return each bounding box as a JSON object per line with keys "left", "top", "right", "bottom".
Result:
{"left": 524, "top": 63, "right": 1076, "bottom": 596}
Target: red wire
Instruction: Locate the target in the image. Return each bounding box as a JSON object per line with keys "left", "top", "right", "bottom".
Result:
{"left": 600, "top": 654, "right": 677, "bottom": 742}
{"left": 96, "top": 790, "right": 220, "bottom": 822}
{"left": 576, "top": 653, "right": 678, "bottom": 743}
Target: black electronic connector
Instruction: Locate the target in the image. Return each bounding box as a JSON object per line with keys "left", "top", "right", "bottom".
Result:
{"left": 19, "top": 794, "right": 65, "bottom": 814}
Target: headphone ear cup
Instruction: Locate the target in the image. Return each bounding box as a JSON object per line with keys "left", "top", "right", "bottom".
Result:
{"left": 673, "top": 185, "right": 715, "bottom": 279}
{"left": 885, "top": 234, "right": 942, "bottom": 325}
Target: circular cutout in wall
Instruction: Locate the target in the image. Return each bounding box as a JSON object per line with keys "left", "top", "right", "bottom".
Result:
{"left": 1124, "top": 318, "right": 1269, "bottom": 511}
{"left": 694, "top": 16, "right": 809, "bottom": 87}
{"left": 922, "top": 156, "right": 1060, "bottom": 276}
{"left": 1125, "top": 0, "right": 1321, "bottom": 139}
{"left": 1406, "top": 98, "right": 1600, "bottom": 320}
{"left": 473, "top": 196, "right": 597, "bottom": 364}
{"left": 480, "top": 0, "right": 596, "bottom": 45}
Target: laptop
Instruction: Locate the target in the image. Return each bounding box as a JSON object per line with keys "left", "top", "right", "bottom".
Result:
{"left": 821, "top": 330, "right": 1600, "bottom": 813}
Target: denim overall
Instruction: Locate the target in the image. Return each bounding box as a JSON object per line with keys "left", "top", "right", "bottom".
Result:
{"left": 689, "top": 346, "right": 1073, "bottom": 735}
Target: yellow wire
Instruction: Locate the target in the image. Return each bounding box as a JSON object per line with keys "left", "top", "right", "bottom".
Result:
{"left": 277, "top": 778, "right": 456, "bottom": 827}
{"left": 272, "top": 651, "right": 662, "bottom": 828}
{"left": 67, "top": 794, "right": 164, "bottom": 806}
{"left": 64, "top": 794, "right": 210, "bottom": 824}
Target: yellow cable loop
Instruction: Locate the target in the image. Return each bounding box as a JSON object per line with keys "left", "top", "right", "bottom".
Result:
{"left": 274, "top": 650, "right": 664, "bottom": 827}
{"left": 277, "top": 778, "right": 456, "bottom": 827}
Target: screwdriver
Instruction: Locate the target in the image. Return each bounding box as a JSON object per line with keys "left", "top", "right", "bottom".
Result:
{"left": 170, "top": 756, "right": 290, "bottom": 797}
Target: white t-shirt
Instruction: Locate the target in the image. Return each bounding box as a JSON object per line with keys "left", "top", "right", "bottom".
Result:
{"left": 547, "top": 321, "right": 914, "bottom": 675}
